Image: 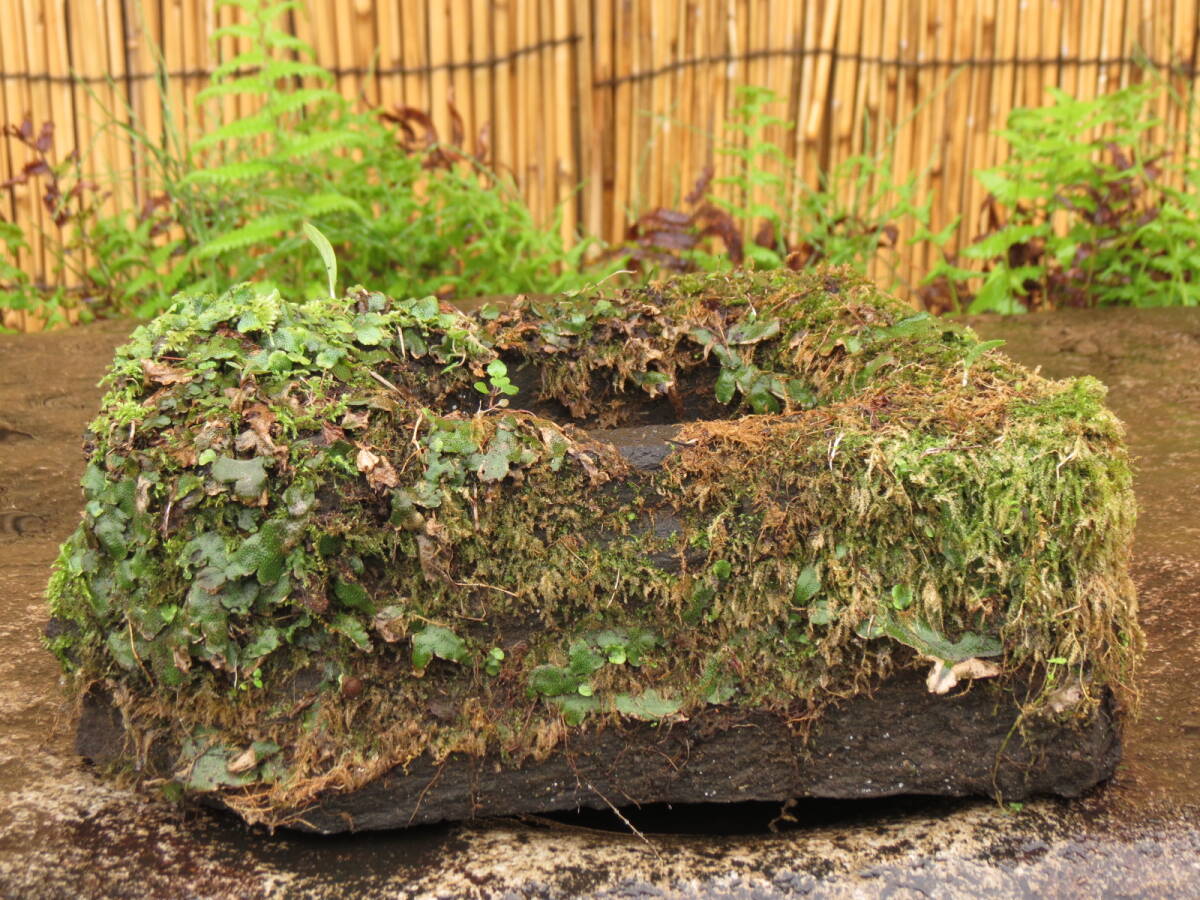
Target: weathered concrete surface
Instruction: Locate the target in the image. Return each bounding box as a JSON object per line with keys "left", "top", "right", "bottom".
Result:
{"left": 1, "top": 307, "right": 1199, "bottom": 896}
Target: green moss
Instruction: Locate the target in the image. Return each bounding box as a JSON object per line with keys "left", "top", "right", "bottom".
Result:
{"left": 46, "top": 268, "right": 1140, "bottom": 827}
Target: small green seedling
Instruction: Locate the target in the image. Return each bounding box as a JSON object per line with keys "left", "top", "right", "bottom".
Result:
{"left": 302, "top": 222, "right": 338, "bottom": 300}
{"left": 485, "top": 646, "right": 505, "bottom": 676}
{"left": 474, "top": 359, "right": 519, "bottom": 397}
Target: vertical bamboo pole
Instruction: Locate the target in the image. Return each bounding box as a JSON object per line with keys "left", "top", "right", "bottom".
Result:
{"left": 787, "top": 0, "right": 821, "bottom": 230}
{"left": 575, "top": 0, "right": 602, "bottom": 244}
{"left": 920, "top": 0, "right": 953, "bottom": 289}
{"left": 538, "top": 0, "right": 557, "bottom": 227}
{"left": 1059, "top": 0, "right": 1079, "bottom": 101}
{"left": 130, "top": 0, "right": 175, "bottom": 283}
{"left": 471, "top": 0, "right": 492, "bottom": 156}
{"left": 859, "top": 0, "right": 887, "bottom": 281}
{"left": 988, "top": 0, "right": 1017, "bottom": 225}
{"left": 552, "top": 0, "right": 576, "bottom": 244}
{"left": 10, "top": 1, "right": 47, "bottom": 281}
{"left": 68, "top": 2, "right": 113, "bottom": 227}
{"left": 709, "top": 0, "right": 732, "bottom": 208}
{"left": 829, "top": 0, "right": 861, "bottom": 203}
{"left": 378, "top": 0, "right": 404, "bottom": 113}
{"left": 0, "top": 23, "right": 25, "bottom": 331}
{"left": 0, "top": 9, "right": 16, "bottom": 244}
{"left": 159, "top": 1, "right": 188, "bottom": 156}
{"left": 105, "top": 0, "right": 134, "bottom": 218}
{"left": 519, "top": 0, "right": 541, "bottom": 218}
{"left": 611, "top": 0, "right": 632, "bottom": 232}
{"left": 450, "top": 0, "right": 472, "bottom": 144}
{"left": 177, "top": 0, "right": 202, "bottom": 150}
{"left": 1077, "top": 0, "right": 1101, "bottom": 149}
{"left": 331, "top": 0, "right": 356, "bottom": 102}
{"left": 628, "top": 0, "right": 652, "bottom": 216}
{"left": 647, "top": 1, "right": 666, "bottom": 208}
{"left": 776, "top": 0, "right": 802, "bottom": 209}
{"left": 355, "top": 0, "right": 381, "bottom": 107}
{"left": 674, "top": 0, "right": 695, "bottom": 208}
{"left": 492, "top": 0, "right": 514, "bottom": 179}
{"left": 1146, "top": 0, "right": 1171, "bottom": 154}
{"left": 891, "top": 0, "right": 918, "bottom": 288}
{"left": 802, "top": 0, "right": 841, "bottom": 188}
{"left": 1174, "top": 0, "right": 1198, "bottom": 198}
{"left": 941, "top": 3, "right": 975, "bottom": 283}
{"left": 428, "top": 0, "right": 451, "bottom": 139}
{"left": 1039, "top": 0, "right": 1063, "bottom": 103}
{"left": 214, "top": 0, "right": 239, "bottom": 135}
{"left": 399, "top": 0, "right": 428, "bottom": 110}
{"left": 590, "top": 0, "right": 613, "bottom": 239}
{"left": 964, "top": 2, "right": 995, "bottom": 249}
{"left": 43, "top": 0, "right": 79, "bottom": 289}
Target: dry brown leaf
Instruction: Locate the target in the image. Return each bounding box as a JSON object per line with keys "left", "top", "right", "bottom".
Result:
{"left": 341, "top": 410, "right": 371, "bottom": 430}
{"left": 926, "top": 657, "right": 1003, "bottom": 694}
{"left": 243, "top": 403, "right": 278, "bottom": 449}
{"left": 373, "top": 610, "right": 407, "bottom": 643}
{"left": 226, "top": 746, "right": 258, "bottom": 775}
{"left": 367, "top": 456, "right": 399, "bottom": 490}
{"left": 355, "top": 447, "right": 381, "bottom": 472}
{"left": 320, "top": 422, "right": 346, "bottom": 445}
{"left": 140, "top": 359, "right": 193, "bottom": 385}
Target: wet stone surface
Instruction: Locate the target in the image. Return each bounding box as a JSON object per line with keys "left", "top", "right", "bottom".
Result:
{"left": 1, "top": 308, "right": 1199, "bottom": 897}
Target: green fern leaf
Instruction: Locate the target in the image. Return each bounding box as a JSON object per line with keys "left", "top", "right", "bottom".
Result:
{"left": 262, "top": 89, "right": 345, "bottom": 118}
{"left": 279, "top": 130, "right": 367, "bottom": 159}
{"left": 301, "top": 193, "right": 367, "bottom": 218}
{"left": 192, "top": 113, "right": 277, "bottom": 150}
{"left": 196, "top": 77, "right": 268, "bottom": 104}
{"left": 212, "top": 51, "right": 271, "bottom": 83}
{"left": 180, "top": 161, "right": 275, "bottom": 185}
{"left": 197, "top": 214, "right": 294, "bottom": 259}
{"left": 257, "top": 59, "right": 334, "bottom": 84}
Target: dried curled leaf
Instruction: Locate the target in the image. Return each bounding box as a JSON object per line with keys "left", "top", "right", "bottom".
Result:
{"left": 141, "top": 359, "right": 193, "bottom": 385}
{"left": 926, "top": 657, "right": 1003, "bottom": 694}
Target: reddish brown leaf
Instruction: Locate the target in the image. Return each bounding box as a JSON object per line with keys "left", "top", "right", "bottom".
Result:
{"left": 684, "top": 165, "right": 715, "bottom": 205}
{"left": 35, "top": 120, "right": 54, "bottom": 153}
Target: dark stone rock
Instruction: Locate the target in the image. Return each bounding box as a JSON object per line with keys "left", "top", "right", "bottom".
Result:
{"left": 77, "top": 668, "right": 1119, "bottom": 833}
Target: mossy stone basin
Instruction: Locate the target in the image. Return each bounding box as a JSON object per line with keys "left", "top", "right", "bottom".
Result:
{"left": 48, "top": 268, "right": 1140, "bottom": 831}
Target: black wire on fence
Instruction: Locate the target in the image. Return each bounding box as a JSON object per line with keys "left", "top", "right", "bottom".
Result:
{"left": 1, "top": 41, "right": 1196, "bottom": 89}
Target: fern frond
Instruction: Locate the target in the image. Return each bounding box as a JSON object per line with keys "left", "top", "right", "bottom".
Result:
{"left": 210, "top": 24, "right": 258, "bottom": 43}
{"left": 181, "top": 161, "right": 275, "bottom": 185}
{"left": 197, "top": 214, "right": 294, "bottom": 258}
{"left": 262, "top": 88, "right": 346, "bottom": 118}
{"left": 279, "top": 130, "right": 368, "bottom": 159}
{"left": 196, "top": 77, "right": 268, "bottom": 104}
{"left": 258, "top": 59, "right": 334, "bottom": 84}
{"left": 261, "top": 30, "right": 316, "bottom": 57}
{"left": 212, "top": 51, "right": 271, "bottom": 82}
{"left": 301, "top": 192, "right": 368, "bottom": 218}
{"left": 192, "top": 113, "right": 276, "bottom": 150}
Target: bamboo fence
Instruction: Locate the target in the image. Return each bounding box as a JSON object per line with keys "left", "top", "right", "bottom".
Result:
{"left": 2, "top": 0, "right": 1199, "bottom": 330}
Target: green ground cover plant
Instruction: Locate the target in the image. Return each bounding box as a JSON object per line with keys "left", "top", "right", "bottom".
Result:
{"left": 4, "top": 1, "right": 1199, "bottom": 329}
{"left": 0, "top": 0, "right": 594, "bottom": 326}
{"left": 47, "top": 267, "right": 1139, "bottom": 827}
{"left": 929, "top": 82, "right": 1200, "bottom": 312}
{"left": 616, "top": 86, "right": 931, "bottom": 288}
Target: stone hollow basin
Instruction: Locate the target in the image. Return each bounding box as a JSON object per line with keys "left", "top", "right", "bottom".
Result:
{"left": 47, "top": 269, "right": 1138, "bottom": 834}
